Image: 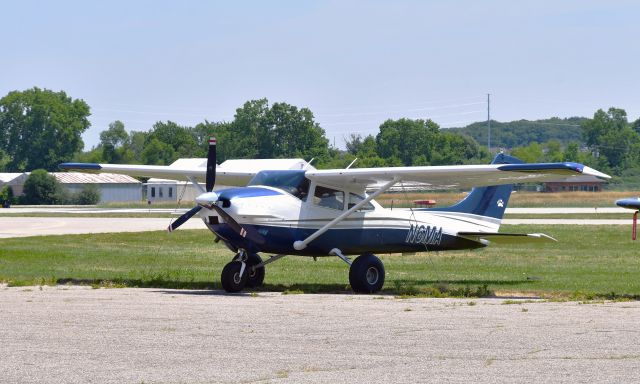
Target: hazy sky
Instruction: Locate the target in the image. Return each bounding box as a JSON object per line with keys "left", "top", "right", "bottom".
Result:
{"left": 2, "top": 1, "right": 639, "bottom": 150}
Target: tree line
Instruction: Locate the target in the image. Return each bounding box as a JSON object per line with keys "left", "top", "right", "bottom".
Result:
{"left": 2, "top": 87, "right": 640, "bottom": 186}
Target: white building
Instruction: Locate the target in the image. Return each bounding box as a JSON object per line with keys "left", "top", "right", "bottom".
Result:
{"left": 52, "top": 173, "right": 142, "bottom": 203}
{"left": 0, "top": 173, "right": 29, "bottom": 196}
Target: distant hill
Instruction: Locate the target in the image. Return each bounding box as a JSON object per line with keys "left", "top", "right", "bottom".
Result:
{"left": 447, "top": 117, "right": 586, "bottom": 149}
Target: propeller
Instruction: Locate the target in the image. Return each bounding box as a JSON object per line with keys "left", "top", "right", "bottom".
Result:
{"left": 167, "top": 206, "right": 202, "bottom": 232}
{"left": 167, "top": 137, "right": 265, "bottom": 245}
{"left": 167, "top": 137, "right": 217, "bottom": 232}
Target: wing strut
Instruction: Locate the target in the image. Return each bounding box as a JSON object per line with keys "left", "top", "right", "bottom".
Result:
{"left": 293, "top": 177, "right": 399, "bottom": 251}
{"left": 187, "top": 176, "right": 205, "bottom": 194}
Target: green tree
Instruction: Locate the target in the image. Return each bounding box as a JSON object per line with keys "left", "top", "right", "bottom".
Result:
{"left": 0, "top": 148, "right": 10, "bottom": 171}
{"left": 581, "top": 107, "right": 640, "bottom": 172}
{"left": 342, "top": 134, "right": 386, "bottom": 168}
{"left": 141, "top": 138, "right": 175, "bottom": 165}
{"left": 100, "top": 120, "right": 132, "bottom": 163}
{"left": 545, "top": 140, "right": 564, "bottom": 162}
{"left": 431, "top": 133, "right": 481, "bottom": 165}
{"left": 511, "top": 142, "right": 545, "bottom": 163}
{"left": 22, "top": 169, "right": 66, "bottom": 204}
{"left": 73, "top": 147, "right": 103, "bottom": 163}
{"left": 128, "top": 131, "right": 148, "bottom": 163}
{"left": 0, "top": 87, "right": 91, "bottom": 171}
{"left": 192, "top": 120, "right": 234, "bottom": 162}
{"left": 267, "top": 102, "right": 329, "bottom": 161}
{"left": 0, "top": 185, "right": 15, "bottom": 206}
{"left": 451, "top": 117, "right": 585, "bottom": 148}
{"left": 376, "top": 118, "right": 439, "bottom": 166}
{"left": 212, "top": 99, "right": 329, "bottom": 162}
{"left": 563, "top": 142, "right": 580, "bottom": 162}
{"left": 146, "top": 121, "right": 198, "bottom": 161}
{"left": 632, "top": 118, "right": 640, "bottom": 136}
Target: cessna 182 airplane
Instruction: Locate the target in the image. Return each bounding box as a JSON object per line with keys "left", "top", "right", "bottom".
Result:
{"left": 60, "top": 138, "right": 610, "bottom": 293}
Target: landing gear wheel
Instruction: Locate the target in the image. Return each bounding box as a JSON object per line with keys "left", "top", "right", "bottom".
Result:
{"left": 221, "top": 261, "right": 248, "bottom": 293}
{"left": 349, "top": 253, "right": 385, "bottom": 294}
{"left": 245, "top": 253, "right": 265, "bottom": 288}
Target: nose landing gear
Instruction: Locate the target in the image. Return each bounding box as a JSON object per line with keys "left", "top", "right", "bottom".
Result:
{"left": 220, "top": 250, "right": 284, "bottom": 293}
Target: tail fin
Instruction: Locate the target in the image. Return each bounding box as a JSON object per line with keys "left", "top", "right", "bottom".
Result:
{"left": 427, "top": 153, "right": 523, "bottom": 220}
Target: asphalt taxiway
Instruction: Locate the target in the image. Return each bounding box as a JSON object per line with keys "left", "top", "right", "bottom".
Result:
{"left": 1, "top": 285, "right": 638, "bottom": 383}
{"left": 0, "top": 214, "right": 633, "bottom": 239}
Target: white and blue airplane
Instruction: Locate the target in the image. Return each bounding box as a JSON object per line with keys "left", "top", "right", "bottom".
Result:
{"left": 60, "top": 138, "right": 610, "bottom": 293}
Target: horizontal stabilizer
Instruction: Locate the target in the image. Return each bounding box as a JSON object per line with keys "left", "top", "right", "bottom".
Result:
{"left": 457, "top": 232, "right": 557, "bottom": 244}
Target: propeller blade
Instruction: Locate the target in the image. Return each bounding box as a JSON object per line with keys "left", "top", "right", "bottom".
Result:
{"left": 206, "top": 137, "right": 216, "bottom": 192}
{"left": 167, "top": 206, "right": 202, "bottom": 233}
{"left": 209, "top": 204, "right": 265, "bottom": 245}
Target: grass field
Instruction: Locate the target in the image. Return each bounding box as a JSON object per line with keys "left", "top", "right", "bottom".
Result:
{"left": 1, "top": 225, "right": 638, "bottom": 299}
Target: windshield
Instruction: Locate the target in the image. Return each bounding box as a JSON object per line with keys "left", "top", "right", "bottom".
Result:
{"left": 247, "top": 170, "right": 310, "bottom": 200}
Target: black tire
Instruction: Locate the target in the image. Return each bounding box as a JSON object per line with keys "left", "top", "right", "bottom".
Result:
{"left": 349, "top": 254, "right": 385, "bottom": 294}
{"left": 221, "top": 261, "right": 248, "bottom": 293}
{"left": 245, "top": 253, "right": 265, "bottom": 288}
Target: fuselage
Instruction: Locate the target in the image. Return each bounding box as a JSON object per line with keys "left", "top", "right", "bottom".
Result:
{"left": 200, "top": 185, "right": 493, "bottom": 256}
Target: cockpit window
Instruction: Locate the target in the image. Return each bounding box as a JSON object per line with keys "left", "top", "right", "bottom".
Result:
{"left": 313, "top": 185, "right": 345, "bottom": 211}
{"left": 247, "top": 170, "right": 310, "bottom": 200}
{"left": 348, "top": 193, "right": 374, "bottom": 211}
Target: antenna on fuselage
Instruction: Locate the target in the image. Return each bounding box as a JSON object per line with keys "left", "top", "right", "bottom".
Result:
{"left": 346, "top": 158, "right": 358, "bottom": 169}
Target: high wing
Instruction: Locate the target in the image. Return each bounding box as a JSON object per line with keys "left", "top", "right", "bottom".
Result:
{"left": 304, "top": 162, "right": 610, "bottom": 190}
{"left": 59, "top": 158, "right": 311, "bottom": 187}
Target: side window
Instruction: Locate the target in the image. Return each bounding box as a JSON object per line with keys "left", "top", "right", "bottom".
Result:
{"left": 159, "top": 187, "right": 163, "bottom": 198}
{"left": 151, "top": 187, "right": 156, "bottom": 198}
{"left": 168, "top": 187, "right": 173, "bottom": 198}
{"left": 348, "top": 193, "right": 374, "bottom": 211}
{"left": 313, "top": 185, "right": 344, "bottom": 211}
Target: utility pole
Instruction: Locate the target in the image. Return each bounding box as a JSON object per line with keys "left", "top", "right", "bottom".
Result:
{"left": 487, "top": 93, "right": 491, "bottom": 153}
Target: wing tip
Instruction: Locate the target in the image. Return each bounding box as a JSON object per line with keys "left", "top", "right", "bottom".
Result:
{"left": 59, "top": 162, "right": 102, "bottom": 171}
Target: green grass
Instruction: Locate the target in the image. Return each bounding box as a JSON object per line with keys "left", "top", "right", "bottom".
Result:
{"left": 1, "top": 225, "right": 639, "bottom": 299}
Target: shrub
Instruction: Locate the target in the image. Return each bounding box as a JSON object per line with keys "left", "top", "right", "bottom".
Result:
{"left": 22, "top": 170, "right": 67, "bottom": 205}
{"left": 73, "top": 184, "right": 101, "bottom": 205}
{"left": 0, "top": 186, "right": 12, "bottom": 205}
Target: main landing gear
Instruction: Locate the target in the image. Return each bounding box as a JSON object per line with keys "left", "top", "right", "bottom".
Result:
{"left": 220, "top": 249, "right": 385, "bottom": 294}
{"left": 331, "top": 248, "right": 385, "bottom": 294}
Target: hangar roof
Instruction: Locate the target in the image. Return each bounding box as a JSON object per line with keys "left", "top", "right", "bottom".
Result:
{"left": 0, "top": 173, "right": 26, "bottom": 183}
{"left": 52, "top": 172, "right": 141, "bottom": 184}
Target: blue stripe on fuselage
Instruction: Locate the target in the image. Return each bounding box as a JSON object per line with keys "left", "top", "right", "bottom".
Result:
{"left": 207, "top": 223, "right": 484, "bottom": 256}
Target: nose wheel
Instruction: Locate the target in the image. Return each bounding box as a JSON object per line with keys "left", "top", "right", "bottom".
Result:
{"left": 220, "top": 260, "right": 249, "bottom": 292}
{"left": 235, "top": 253, "right": 265, "bottom": 288}
{"left": 221, "top": 251, "right": 279, "bottom": 293}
